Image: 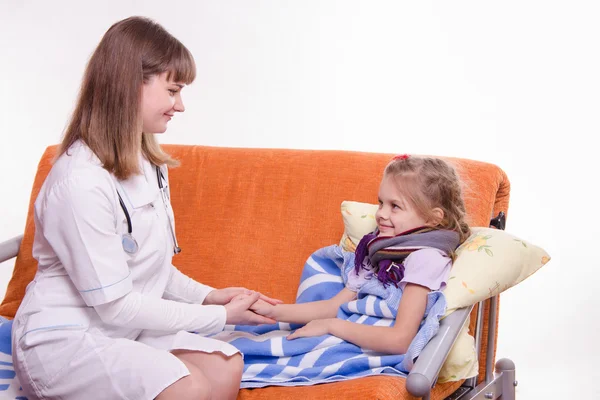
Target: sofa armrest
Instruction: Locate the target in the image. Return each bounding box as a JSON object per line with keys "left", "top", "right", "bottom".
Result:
{"left": 406, "top": 304, "right": 473, "bottom": 397}
{"left": 0, "top": 235, "right": 23, "bottom": 264}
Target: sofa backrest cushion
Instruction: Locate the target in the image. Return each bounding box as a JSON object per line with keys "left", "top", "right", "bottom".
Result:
{"left": 0, "top": 145, "right": 510, "bottom": 317}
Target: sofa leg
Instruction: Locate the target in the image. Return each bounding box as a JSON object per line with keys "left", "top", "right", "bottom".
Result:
{"left": 449, "top": 358, "right": 516, "bottom": 400}
{"left": 495, "top": 358, "right": 516, "bottom": 400}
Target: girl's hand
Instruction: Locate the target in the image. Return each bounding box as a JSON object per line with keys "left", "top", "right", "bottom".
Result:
{"left": 224, "top": 292, "right": 277, "bottom": 325}
{"left": 250, "top": 299, "right": 277, "bottom": 319}
{"left": 287, "top": 319, "right": 334, "bottom": 340}
{"left": 204, "top": 287, "right": 283, "bottom": 306}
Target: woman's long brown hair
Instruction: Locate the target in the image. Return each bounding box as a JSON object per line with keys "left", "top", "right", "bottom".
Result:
{"left": 57, "top": 16, "right": 196, "bottom": 179}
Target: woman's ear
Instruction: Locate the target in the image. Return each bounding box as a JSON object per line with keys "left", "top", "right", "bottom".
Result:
{"left": 429, "top": 208, "right": 445, "bottom": 226}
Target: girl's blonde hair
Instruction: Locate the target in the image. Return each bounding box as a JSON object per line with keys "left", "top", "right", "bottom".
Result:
{"left": 57, "top": 16, "right": 196, "bottom": 179}
{"left": 385, "top": 156, "right": 471, "bottom": 245}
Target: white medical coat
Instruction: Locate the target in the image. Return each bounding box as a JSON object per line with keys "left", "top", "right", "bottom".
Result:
{"left": 11, "top": 141, "right": 237, "bottom": 400}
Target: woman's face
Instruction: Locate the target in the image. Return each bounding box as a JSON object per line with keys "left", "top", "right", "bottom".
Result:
{"left": 141, "top": 72, "right": 186, "bottom": 134}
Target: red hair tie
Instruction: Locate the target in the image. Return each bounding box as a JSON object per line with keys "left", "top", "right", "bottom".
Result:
{"left": 392, "top": 154, "right": 410, "bottom": 161}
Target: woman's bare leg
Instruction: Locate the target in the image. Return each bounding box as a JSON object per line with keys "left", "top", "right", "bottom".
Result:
{"left": 155, "top": 356, "right": 212, "bottom": 400}
{"left": 171, "top": 350, "right": 244, "bottom": 400}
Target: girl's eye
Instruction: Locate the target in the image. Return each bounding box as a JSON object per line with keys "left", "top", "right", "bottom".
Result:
{"left": 168, "top": 89, "right": 178, "bottom": 95}
{"left": 392, "top": 204, "right": 401, "bottom": 210}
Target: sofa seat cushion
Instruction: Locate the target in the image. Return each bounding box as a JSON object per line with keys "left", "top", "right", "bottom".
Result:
{"left": 239, "top": 375, "right": 464, "bottom": 400}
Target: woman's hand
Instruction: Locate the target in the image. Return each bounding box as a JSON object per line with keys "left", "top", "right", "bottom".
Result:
{"left": 204, "top": 287, "right": 283, "bottom": 306}
{"left": 286, "top": 319, "right": 334, "bottom": 340}
{"left": 224, "top": 292, "right": 277, "bottom": 325}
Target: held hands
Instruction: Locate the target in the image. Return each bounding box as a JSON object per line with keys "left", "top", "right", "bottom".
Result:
{"left": 249, "top": 298, "right": 277, "bottom": 319}
{"left": 224, "top": 292, "right": 271, "bottom": 325}
{"left": 223, "top": 292, "right": 278, "bottom": 326}
{"left": 206, "top": 287, "right": 283, "bottom": 326}
{"left": 286, "top": 318, "right": 334, "bottom": 340}
{"left": 204, "top": 287, "right": 283, "bottom": 307}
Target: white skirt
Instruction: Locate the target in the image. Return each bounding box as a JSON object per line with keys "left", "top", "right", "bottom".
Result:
{"left": 12, "top": 322, "right": 240, "bottom": 400}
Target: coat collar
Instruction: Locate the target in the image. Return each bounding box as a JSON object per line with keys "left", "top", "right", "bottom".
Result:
{"left": 69, "top": 141, "right": 162, "bottom": 210}
{"left": 115, "top": 156, "right": 160, "bottom": 209}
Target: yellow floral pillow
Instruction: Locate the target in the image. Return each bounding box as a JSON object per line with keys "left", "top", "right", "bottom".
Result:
{"left": 437, "top": 315, "right": 479, "bottom": 383}
{"left": 339, "top": 201, "right": 379, "bottom": 251}
{"left": 444, "top": 227, "right": 550, "bottom": 314}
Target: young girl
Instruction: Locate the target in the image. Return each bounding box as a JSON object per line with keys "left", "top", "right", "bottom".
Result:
{"left": 253, "top": 154, "right": 471, "bottom": 354}
{"left": 11, "top": 16, "right": 279, "bottom": 400}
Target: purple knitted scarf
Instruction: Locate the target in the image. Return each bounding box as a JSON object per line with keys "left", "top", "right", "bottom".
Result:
{"left": 354, "top": 226, "right": 460, "bottom": 288}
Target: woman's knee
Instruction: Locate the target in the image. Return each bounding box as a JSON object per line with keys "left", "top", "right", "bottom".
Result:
{"left": 186, "top": 373, "right": 212, "bottom": 400}
{"left": 210, "top": 353, "right": 243, "bottom": 399}
{"left": 175, "top": 350, "right": 243, "bottom": 378}
{"left": 208, "top": 352, "right": 243, "bottom": 385}
{"left": 156, "top": 362, "right": 212, "bottom": 400}
{"left": 175, "top": 351, "right": 243, "bottom": 399}
{"left": 230, "top": 353, "right": 244, "bottom": 376}
{"left": 224, "top": 353, "right": 244, "bottom": 386}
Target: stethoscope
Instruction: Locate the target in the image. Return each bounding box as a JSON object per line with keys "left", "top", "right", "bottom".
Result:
{"left": 117, "top": 166, "right": 182, "bottom": 255}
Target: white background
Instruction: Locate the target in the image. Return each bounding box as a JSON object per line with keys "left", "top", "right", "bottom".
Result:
{"left": 1, "top": 1, "right": 598, "bottom": 399}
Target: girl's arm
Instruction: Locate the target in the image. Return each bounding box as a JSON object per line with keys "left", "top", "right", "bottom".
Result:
{"left": 253, "top": 288, "right": 357, "bottom": 324}
{"left": 288, "top": 283, "right": 429, "bottom": 354}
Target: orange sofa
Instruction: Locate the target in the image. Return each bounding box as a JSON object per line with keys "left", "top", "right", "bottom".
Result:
{"left": 0, "top": 144, "right": 514, "bottom": 400}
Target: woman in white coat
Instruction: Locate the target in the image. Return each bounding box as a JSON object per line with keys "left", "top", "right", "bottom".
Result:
{"left": 11, "top": 16, "right": 278, "bottom": 400}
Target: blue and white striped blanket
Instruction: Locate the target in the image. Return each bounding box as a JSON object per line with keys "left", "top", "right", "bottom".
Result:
{"left": 211, "top": 245, "right": 447, "bottom": 388}
{"left": 0, "top": 316, "right": 26, "bottom": 399}
{"left": 0, "top": 245, "right": 447, "bottom": 396}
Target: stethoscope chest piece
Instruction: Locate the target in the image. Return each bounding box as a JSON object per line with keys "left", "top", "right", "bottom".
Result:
{"left": 122, "top": 233, "right": 139, "bottom": 254}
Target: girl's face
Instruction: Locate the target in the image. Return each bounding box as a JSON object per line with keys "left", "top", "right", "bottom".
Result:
{"left": 141, "top": 72, "right": 186, "bottom": 134}
{"left": 375, "top": 174, "right": 429, "bottom": 236}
